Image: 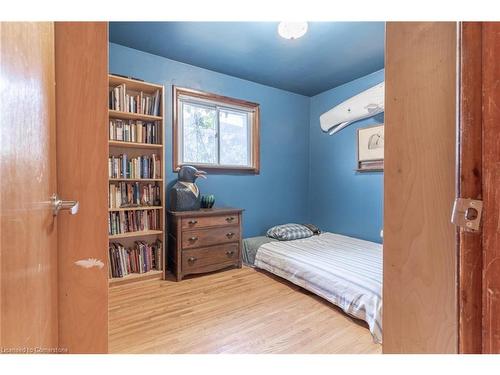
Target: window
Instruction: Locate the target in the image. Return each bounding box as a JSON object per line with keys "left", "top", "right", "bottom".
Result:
{"left": 173, "top": 87, "right": 260, "bottom": 173}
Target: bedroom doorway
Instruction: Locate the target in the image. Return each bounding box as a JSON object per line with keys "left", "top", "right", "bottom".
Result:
{"left": 3, "top": 21, "right": 499, "bottom": 354}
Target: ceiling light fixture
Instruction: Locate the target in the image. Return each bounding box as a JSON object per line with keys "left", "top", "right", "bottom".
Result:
{"left": 278, "top": 22, "right": 308, "bottom": 40}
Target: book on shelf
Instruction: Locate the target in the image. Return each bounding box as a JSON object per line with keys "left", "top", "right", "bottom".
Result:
{"left": 108, "top": 153, "right": 161, "bottom": 179}
{"left": 109, "top": 119, "right": 161, "bottom": 144}
{"left": 109, "top": 181, "right": 161, "bottom": 209}
{"left": 108, "top": 240, "right": 163, "bottom": 278}
{"left": 109, "top": 83, "right": 161, "bottom": 116}
{"left": 108, "top": 209, "right": 161, "bottom": 236}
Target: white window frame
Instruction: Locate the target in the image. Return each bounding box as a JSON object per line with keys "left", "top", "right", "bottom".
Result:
{"left": 173, "top": 86, "right": 260, "bottom": 173}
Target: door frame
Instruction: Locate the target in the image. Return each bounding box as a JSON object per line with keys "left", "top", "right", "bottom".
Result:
{"left": 458, "top": 21, "right": 500, "bottom": 354}
{"left": 457, "top": 21, "right": 483, "bottom": 354}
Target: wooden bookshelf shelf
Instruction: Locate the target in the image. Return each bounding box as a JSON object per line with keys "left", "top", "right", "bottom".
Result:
{"left": 109, "top": 109, "right": 162, "bottom": 122}
{"left": 108, "top": 206, "right": 163, "bottom": 212}
{"left": 109, "top": 140, "right": 162, "bottom": 149}
{"left": 108, "top": 74, "right": 166, "bottom": 284}
{"left": 109, "top": 178, "right": 163, "bottom": 182}
{"left": 108, "top": 270, "right": 163, "bottom": 287}
{"left": 109, "top": 74, "right": 163, "bottom": 93}
{"left": 109, "top": 230, "right": 163, "bottom": 240}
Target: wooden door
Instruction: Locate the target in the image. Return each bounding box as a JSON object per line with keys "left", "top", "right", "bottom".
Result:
{"left": 0, "top": 22, "right": 108, "bottom": 354}
{"left": 383, "top": 22, "right": 458, "bottom": 353}
{"left": 55, "top": 22, "right": 109, "bottom": 353}
{"left": 0, "top": 23, "right": 59, "bottom": 352}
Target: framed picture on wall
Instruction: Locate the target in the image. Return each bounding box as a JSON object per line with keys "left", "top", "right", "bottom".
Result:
{"left": 357, "top": 124, "right": 384, "bottom": 172}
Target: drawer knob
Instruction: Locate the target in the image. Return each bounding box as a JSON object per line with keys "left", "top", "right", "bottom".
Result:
{"left": 187, "top": 257, "right": 197, "bottom": 263}
{"left": 226, "top": 232, "right": 235, "bottom": 238}
{"left": 225, "top": 250, "right": 235, "bottom": 256}
{"left": 188, "top": 220, "right": 198, "bottom": 225}
{"left": 225, "top": 217, "right": 235, "bottom": 222}
{"left": 189, "top": 236, "right": 198, "bottom": 242}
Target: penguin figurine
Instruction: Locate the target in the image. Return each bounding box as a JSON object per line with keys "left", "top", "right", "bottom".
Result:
{"left": 170, "top": 166, "right": 207, "bottom": 211}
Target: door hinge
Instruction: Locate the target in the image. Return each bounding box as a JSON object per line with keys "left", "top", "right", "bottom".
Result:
{"left": 451, "top": 198, "right": 483, "bottom": 231}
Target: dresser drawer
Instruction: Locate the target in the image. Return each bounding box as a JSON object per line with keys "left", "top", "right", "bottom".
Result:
{"left": 168, "top": 208, "right": 243, "bottom": 281}
{"left": 181, "top": 214, "right": 239, "bottom": 230}
{"left": 182, "top": 226, "right": 240, "bottom": 249}
{"left": 182, "top": 244, "right": 239, "bottom": 274}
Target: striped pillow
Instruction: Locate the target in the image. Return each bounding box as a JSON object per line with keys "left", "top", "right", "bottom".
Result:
{"left": 266, "top": 223, "right": 314, "bottom": 241}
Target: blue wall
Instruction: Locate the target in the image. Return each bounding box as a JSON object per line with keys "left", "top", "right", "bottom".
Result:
{"left": 109, "top": 43, "right": 384, "bottom": 242}
{"left": 109, "top": 43, "right": 311, "bottom": 238}
{"left": 308, "top": 69, "right": 384, "bottom": 243}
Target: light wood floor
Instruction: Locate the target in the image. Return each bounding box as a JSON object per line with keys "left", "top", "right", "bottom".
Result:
{"left": 109, "top": 267, "right": 381, "bottom": 354}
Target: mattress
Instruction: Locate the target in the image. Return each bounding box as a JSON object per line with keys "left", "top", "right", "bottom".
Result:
{"left": 254, "top": 232, "right": 383, "bottom": 343}
{"left": 242, "top": 236, "right": 277, "bottom": 266}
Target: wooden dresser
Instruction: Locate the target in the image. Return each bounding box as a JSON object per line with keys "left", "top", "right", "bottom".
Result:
{"left": 167, "top": 208, "right": 244, "bottom": 281}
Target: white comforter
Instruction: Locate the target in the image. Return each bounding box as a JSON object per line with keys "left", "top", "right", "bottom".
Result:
{"left": 254, "top": 232, "right": 383, "bottom": 343}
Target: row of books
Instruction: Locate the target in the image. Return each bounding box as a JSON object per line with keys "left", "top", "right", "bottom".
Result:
{"left": 108, "top": 240, "right": 163, "bottom": 278}
{"left": 109, "top": 119, "right": 161, "bottom": 145}
{"left": 108, "top": 154, "right": 161, "bottom": 179}
{"left": 109, "top": 209, "right": 161, "bottom": 235}
{"left": 109, "top": 182, "right": 161, "bottom": 209}
{"left": 109, "top": 84, "right": 161, "bottom": 116}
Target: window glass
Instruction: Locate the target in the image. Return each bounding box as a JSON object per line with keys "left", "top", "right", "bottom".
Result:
{"left": 219, "top": 108, "right": 249, "bottom": 166}
{"left": 182, "top": 102, "right": 217, "bottom": 165}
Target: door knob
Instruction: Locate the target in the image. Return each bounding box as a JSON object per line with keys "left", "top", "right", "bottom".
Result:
{"left": 51, "top": 193, "right": 79, "bottom": 216}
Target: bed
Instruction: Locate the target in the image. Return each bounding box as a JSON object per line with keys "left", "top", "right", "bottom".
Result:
{"left": 243, "top": 232, "right": 383, "bottom": 343}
